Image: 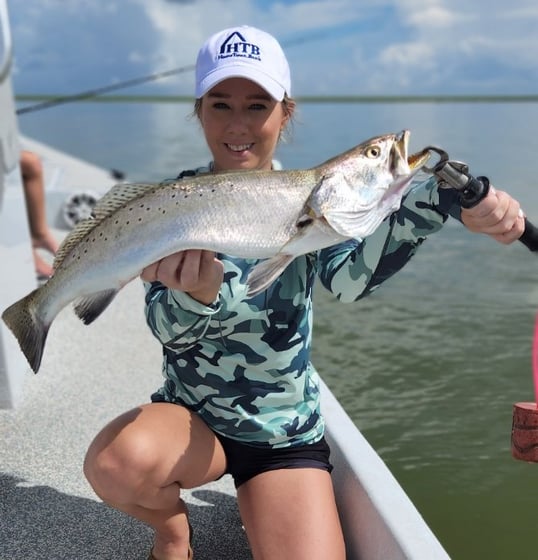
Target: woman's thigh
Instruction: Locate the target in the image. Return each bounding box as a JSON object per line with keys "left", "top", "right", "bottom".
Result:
{"left": 84, "top": 402, "right": 227, "bottom": 496}
{"left": 237, "top": 468, "right": 345, "bottom": 560}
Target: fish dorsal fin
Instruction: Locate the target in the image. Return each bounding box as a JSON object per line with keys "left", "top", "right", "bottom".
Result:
{"left": 53, "top": 218, "right": 98, "bottom": 269}
{"left": 53, "top": 182, "right": 158, "bottom": 270}
{"left": 91, "top": 182, "right": 159, "bottom": 220}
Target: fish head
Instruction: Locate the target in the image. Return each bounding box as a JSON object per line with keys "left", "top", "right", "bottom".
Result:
{"left": 342, "top": 129, "right": 429, "bottom": 200}
{"left": 311, "top": 130, "right": 430, "bottom": 239}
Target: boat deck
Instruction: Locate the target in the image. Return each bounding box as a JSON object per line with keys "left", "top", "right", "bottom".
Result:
{"left": 0, "top": 280, "right": 252, "bottom": 560}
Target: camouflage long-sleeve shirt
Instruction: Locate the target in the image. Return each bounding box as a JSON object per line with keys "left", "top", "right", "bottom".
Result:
{"left": 145, "top": 167, "right": 461, "bottom": 448}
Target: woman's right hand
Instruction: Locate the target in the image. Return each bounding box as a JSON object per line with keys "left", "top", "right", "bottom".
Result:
{"left": 141, "top": 250, "right": 224, "bottom": 305}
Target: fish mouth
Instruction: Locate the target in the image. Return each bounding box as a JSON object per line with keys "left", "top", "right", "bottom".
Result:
{"left": 408, "top": 148, "right": 431, "bottom": 170}
{"left": 393, "top": 130, "right": 431, "bottom": 172}
{"left": 382, "top": 131, "right": 431, "bottom": 204}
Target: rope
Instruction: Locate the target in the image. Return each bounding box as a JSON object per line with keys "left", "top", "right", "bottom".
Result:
{"left": 16, "top": 64, "right": 195, "bottom": 115}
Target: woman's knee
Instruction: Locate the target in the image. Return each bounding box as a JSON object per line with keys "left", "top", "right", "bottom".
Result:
{"left": 84, "top": 403, "right": 226, "bottom": 501}
{"left": 83, "top": 407, "right": 171, "bottom": 501}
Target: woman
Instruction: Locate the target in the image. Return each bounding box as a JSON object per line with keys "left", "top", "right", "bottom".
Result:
{"left": 83, "top": 26, "right": 524, "bottom": 560}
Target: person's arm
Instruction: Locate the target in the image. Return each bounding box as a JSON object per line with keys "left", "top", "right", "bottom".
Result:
{"left": 317, "top": 174, "right": 526, "bottom": 302}
{"left": 316, "top": 177, "right": 460, "bottom": 302}
{"left": 142, "top": 250, "right": 224, "bottom": 349}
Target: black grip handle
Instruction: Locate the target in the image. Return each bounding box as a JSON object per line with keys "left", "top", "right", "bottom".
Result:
{"left": 520, "top": 218, "right": 538, "bottom": 252}
{"left": 459, "top": 176, "right": 490, "bottom": 209}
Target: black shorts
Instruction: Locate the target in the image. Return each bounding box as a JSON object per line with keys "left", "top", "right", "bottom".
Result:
{"left": 214, "top": 432, "right": 333, "bottom": 488}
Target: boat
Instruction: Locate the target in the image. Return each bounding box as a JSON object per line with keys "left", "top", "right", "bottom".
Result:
{"left": 0, "top": 3, "right": 450, "bottom": 558}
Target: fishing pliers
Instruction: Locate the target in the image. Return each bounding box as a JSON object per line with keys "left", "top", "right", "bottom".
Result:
{"left": 422, "top": 146, "right": 538, "bottom": 252}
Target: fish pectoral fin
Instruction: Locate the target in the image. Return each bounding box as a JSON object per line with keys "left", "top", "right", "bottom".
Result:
{"left": 246, "top": 254, "right": 296, "bottom": 297}
{"left": 74, "top": 289, "right": 119, "bottom": 325}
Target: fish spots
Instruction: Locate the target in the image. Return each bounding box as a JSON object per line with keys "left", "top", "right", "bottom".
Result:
{"left": 296, "top": 215, "right": 314, "bottom": 229}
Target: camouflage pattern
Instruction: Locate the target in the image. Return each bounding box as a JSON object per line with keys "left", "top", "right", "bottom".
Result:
{"left": 146, "top": 166, "right": 460, "bottom": 448}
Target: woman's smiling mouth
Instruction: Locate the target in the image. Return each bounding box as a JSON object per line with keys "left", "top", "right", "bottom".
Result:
{"left": 226, "top": 143, "right": 253, "bottom": 152}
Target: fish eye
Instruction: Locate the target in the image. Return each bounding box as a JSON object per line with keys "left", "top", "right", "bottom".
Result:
{"left": 365, "top": 145, "right": 382, "bottom": 158}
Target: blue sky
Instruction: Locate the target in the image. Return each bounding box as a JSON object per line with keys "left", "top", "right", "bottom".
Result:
{"left": 7, "top": 0, "right": 538, "bottom": 97}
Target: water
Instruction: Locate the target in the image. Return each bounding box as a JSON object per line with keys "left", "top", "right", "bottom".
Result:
{"left": 18, "top": 100, "right": 538, "bottom": 559}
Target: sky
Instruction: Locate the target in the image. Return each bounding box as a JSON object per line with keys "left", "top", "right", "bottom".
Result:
{"left": 6, "top": 0, "right": 538, "bottom": 98}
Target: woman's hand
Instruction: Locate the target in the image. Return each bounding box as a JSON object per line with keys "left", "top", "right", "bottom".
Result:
{"left": 141, "top": 250, "right": 224, "bottom": 305}
{"left": 461, "top": 187, "right": 525, "bottom": 244}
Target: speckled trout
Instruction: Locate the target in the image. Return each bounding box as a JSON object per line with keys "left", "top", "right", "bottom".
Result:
{"left": 2, "top": 130, "right": 429, "bottom": 373}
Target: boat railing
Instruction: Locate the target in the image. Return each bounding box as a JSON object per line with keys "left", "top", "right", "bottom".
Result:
{"left": 0, "top": 0, "right": 34, "bottom": 408}
{"left": 0, "top": 0, "right": 19, "bottom": 197}
{"left": 0, "top": 0, "right": 12, "bottom": 83}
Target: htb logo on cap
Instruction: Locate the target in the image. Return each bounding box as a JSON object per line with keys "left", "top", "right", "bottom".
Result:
{"left": 217, "top": 31, "right": 262, "bottom": 62}
{"left": 195, "top": 26, "right": 291, "bottom": 101}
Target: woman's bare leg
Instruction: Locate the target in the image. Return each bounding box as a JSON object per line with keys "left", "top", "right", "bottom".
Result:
{"left": 237, "top": 468, "right": 345, "bottom": 560}
{"left": 84, "top": 403, "right": 227, "bottom": 560}
{"left": 20, "top": 150, "right": 59, "bottom": 277}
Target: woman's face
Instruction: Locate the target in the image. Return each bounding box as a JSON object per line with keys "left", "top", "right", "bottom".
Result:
{"left": 198, "top": 77, "right": 291, "bottom": 172}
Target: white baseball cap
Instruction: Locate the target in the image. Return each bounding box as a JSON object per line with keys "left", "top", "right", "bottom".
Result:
{"left": 195, "top": 26, "right": 291, "bottom": 101}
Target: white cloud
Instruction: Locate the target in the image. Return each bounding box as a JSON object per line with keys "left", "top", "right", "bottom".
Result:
{"left": 406, "top": 5, "right": 467, "bottom": 27}
{"left": 8, "top": 0, "right": 538, "bottom": 96}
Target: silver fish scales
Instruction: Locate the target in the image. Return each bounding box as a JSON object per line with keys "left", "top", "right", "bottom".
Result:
{"left": 2, "top": 130, "right": 429, "bottom": 373}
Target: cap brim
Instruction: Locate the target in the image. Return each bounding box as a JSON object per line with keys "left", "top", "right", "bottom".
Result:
{"left": 196, "top": 65, "right": 286, "bottom": 101}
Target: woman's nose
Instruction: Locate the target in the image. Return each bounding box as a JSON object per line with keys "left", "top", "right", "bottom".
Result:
{"left": 225, "top": 110, "right": 249, "bottom": 133}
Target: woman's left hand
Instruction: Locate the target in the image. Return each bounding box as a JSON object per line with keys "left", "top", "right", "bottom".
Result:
{"left": 461, "top": 186, "right": 525, "bottom": 244}
{"left": 141, "top": 249, "right": 224, "bottom": 305}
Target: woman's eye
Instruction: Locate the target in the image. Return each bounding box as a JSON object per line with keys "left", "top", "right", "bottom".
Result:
{"left": 213, "top": 102, "right": 230, "bottom": 110}
{"left": 249, "top": 103, "right": 267, "bottom": 111}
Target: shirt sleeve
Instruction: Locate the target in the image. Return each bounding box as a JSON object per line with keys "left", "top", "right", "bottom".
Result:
{"left": 316, "top": 177, "right": 461, "bottom": 302}
{"left": 144, "top": 280, "right": 221, "bottom": 350}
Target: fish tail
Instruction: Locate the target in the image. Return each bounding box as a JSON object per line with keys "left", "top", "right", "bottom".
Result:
{"left": 1, "top": 290, "right": 50, "bottom": 374}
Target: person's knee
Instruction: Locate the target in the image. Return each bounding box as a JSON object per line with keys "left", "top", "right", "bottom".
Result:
{"left": 20, "top": 150, "right": 43, "bottom": 179}
{"left": 83, "top": 423, "right": 161, "bottom": 502}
